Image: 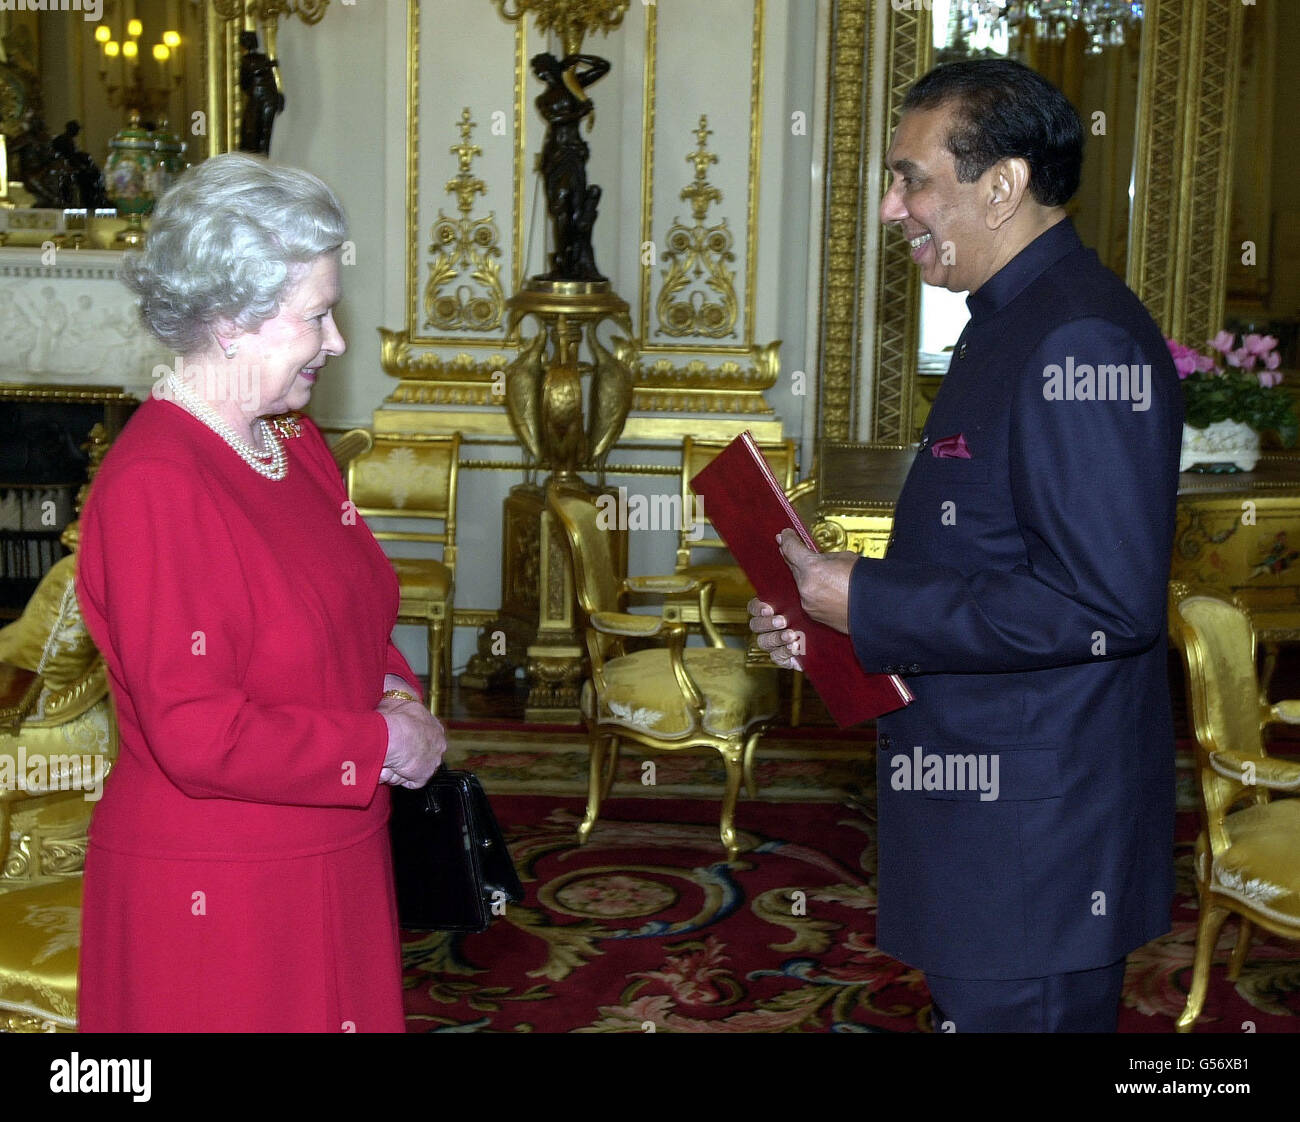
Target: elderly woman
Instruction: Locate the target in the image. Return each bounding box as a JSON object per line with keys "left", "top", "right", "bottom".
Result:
{"left": 74, "top": 153, "right": 445, "bottom": 1032}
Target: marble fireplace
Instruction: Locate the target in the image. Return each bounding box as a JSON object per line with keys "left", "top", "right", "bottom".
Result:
{"left": 0, "top": 247, "right": 164, "bottom": 617}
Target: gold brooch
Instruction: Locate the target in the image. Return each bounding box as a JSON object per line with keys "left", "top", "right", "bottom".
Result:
{"left": 266, "top": 413, "right": 304, "bottom": 439}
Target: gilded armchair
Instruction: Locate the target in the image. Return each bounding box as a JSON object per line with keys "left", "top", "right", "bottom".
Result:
{"left": 1168, "top": 582, "right": 1300, "bottom": 1032}
{"left": 0, "top": 552, "right": 116, "bottom": 893}
{"left": 670, "top": 436, "right": 798, "bottom": 632}
{"left": 549, "top": 484, "right": 779, "bottom": 861}
{"left": 669, "top": 437, "right": 810, "bottom": 725}
{"left": 0, "top": 549, "right": 118, "bottom": 1032}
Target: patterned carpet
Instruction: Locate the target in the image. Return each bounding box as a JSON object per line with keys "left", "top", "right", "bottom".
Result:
{"left": 400, "top": 736, "right": 1300, "bottom": 1033}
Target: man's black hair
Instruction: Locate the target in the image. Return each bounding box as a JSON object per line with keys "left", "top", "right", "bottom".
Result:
{"left": 902, "top": 58, "right": 1083, "bottom": 207}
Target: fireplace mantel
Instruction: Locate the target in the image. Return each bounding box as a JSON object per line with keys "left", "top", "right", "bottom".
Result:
{"left": 0, "top": 247, "right": 169, "bottom": 402}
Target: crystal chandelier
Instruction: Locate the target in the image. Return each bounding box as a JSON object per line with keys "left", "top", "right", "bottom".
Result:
{"left": 947, "top": 1, "right": 1144, "bottom": 57}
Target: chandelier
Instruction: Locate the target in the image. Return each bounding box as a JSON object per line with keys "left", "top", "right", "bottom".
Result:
{"left": 945, "top": 1, "right": 1144, "bottom": 57}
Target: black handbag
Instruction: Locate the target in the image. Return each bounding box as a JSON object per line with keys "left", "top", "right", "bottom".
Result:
{"left": 388, "top": 767, "right": 524, "bottom": 932}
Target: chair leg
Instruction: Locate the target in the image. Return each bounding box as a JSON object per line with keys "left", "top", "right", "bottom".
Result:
{"left": 1227, "top": 917, "right": 1253, "bottom": 981}
{"left": 600, "top": 736, "right": 621, "bottom": 800}
{"left": 1177, "top": 894, "right": 1231, "bottom": 1033}
{"left": 426, "top": 620, "right": 444, "bottom": 717}
{"left": 741, "top": 729, "right": 761, "bottom": 800}
{"left": 579, "top": 733, "right": 612, "bottom": 846}
{"left": 718, "top": 741, "right": 744, "bottom": 863}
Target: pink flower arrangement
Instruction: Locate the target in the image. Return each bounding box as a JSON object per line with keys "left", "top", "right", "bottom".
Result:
{"left": 1171, "top": 330, "right": 1283, "bottom": 386}
{"left": 1173, "top": 327, "right": 1296, "bottom": 446}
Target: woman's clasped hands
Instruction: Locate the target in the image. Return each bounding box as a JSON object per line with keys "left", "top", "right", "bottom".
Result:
{"left": 377, "top": 696, "right": 447, "bottom": 788}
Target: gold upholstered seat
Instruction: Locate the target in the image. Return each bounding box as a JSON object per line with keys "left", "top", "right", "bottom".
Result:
{"left": 550, "top": 483, "right": 779, "bottom": 861}
{"left": 0, "top": 877, "right": 81, "bottom": 1032}
{"left": 1169, "top": 582, "right": 1300, "bottom": 1032}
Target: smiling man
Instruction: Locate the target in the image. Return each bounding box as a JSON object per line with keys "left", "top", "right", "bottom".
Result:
{"left": 751, "top": 59, "right": 1183, "bottom": 1032}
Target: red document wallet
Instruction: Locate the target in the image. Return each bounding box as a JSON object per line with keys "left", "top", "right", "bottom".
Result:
{"left": 689, "top": 432, "right": 913, "bottom": 727}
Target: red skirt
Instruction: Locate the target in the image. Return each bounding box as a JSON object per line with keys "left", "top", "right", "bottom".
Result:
{"left": 78, "top": 824, "right": 405, "bottom": 1032}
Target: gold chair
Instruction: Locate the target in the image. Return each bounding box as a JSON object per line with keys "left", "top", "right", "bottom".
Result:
{"left": 346, "top": 433, "right": 461, "bottom": 716}
{"left": 672, "top": 436, "right": 798, "bottom": 631}
{"left": 1168, "top": 581, "right": 1300, "bottom": 1032}
{"left": 671, "top": 437, "right": 809, "bottom": 725}
{"left": 549, "top": 483, "right": 780, "bottom": 861}
{"left": 0, "top": 549, "right": 118, "bottom": 1033}
{"left": 330, "top": 426, "right": 375, "bottom": 474}
{"left": 0, "top": 552, "right": 117, "bottom": 895}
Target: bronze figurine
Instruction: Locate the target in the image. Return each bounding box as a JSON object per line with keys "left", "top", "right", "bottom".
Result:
{"left": 531, "top": 51, "right": 610, "bottom": 282}
{"left": 238, "top": 31, "right": 284, "bottom": 156}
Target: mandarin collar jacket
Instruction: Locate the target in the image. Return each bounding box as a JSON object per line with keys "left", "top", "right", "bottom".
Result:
{"left": 847, "top": 217, "right": 1184, "bottom": 979}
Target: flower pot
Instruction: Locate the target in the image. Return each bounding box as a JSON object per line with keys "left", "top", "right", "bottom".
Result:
{"left": 1180, "top": 419, "right": 1261, "bottom": 473}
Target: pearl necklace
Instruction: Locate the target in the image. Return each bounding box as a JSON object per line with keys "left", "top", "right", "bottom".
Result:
{"left": 164, "top": 373, "right": 288, "bottom": 481}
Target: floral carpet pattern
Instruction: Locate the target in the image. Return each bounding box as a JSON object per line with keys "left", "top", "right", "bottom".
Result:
{"left": 400, "top": 785, "right": 1300, "bottom": 1033}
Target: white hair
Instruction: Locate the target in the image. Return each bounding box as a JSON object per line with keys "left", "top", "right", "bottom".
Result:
{"left": 121, "top": 152, "right": 348, "bottom": 354}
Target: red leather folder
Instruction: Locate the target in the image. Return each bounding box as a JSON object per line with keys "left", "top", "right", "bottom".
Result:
{"left": 689, "top": 432, "right": 912, "bottom": 727}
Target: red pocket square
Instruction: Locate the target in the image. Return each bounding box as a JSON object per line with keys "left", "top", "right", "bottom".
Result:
{"left": 930, "top": 433, "right": 971, "bottom": 459}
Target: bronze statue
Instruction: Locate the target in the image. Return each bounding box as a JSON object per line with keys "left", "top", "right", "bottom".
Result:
{"left": 531, "top": 51, "right": 610, "bottom": 283}
{"left": 238, "top": 31, "right": 284, "bottom": 156}
{"left": 50, "top": 121, "right": 108, "bottom": 209}
{"left": 10, "top": 114, "right": 73, "bottom": 209}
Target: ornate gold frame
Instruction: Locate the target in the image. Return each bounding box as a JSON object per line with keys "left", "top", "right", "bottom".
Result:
{"left": 817, "top": 0, "right": 1244, "bottom": 448}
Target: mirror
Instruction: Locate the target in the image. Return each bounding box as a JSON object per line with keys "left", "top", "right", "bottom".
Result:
{"left": 815, "top": 0, "right": 1243, "bottom": 450}
{"left": 918, "top": 0, "right": 1142, "bottom": 373}
{"left": 0, "top": 0, "right": 225, "bottom": 221}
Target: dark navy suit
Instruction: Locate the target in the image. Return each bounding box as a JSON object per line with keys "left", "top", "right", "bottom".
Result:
{"left": 848, "top": 219, "right": 1182, "bottom": 1022}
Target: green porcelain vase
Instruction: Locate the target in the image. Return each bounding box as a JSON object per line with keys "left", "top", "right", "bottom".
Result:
{"left": 104, "top": 110, "right": 161, "bottom": 247}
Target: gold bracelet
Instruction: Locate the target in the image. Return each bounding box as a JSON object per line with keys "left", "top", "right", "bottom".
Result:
{"left": 382, "top": 689, "right": 419, "bottom": 703}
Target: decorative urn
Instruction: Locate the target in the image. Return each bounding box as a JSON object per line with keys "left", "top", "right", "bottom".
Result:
{"left": 104, "top": 110, "right": 161, "bottom": 247}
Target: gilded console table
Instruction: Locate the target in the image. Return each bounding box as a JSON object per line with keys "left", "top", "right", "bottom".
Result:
{"left": 1170, "top": 454, "right": 1300, "bottom": 692}
{"left": 810, "top": 444, "right": 1300, "bottom": 691}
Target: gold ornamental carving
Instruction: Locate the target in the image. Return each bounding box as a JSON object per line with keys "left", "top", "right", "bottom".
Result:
{"left": 424, "top": 108, "right": 506, "bottom": 333}
{"left": 503, "top": 284, "right": 634, "bottom": 484}
{"left": 378, "top": 327, "right": 511, "bottom": 407}
{"left": 490, "top": 0, "right": 630, "bottom": 56}
{"left": 213, "top": 1, "right": 331, "bottom": 23}
{"left": 655, "top": 116, "right": 738, "bottom": 339}
{"left": 614, "top": 338, "right": 779, "bottom": 416}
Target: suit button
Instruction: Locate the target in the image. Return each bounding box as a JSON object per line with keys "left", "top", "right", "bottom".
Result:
{"left": 918, "top": 434, "right": 931, "bottom": 450}
{"left": 882, "top": 664, "right": 896, "bottom": 673}
{"left": 908, "top": 663, "right": 921, "bottom": 673}
{"left": 957, "top": 341, "right": 968, "bottom": 359}
{"left": 878, "top": 734, "right": 892, "bottom": 751}
{"left": 887, "top": 535, "right": 897, "bottom": 549}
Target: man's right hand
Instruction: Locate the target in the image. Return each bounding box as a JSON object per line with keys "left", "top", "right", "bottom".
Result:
{"left": 378, "top": 698, "right": 447, "bottom": 788}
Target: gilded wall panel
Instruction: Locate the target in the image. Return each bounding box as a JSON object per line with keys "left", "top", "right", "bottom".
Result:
{"left": 637, "top": 0, "right": 763, "bottom": 358}
{"left": 407, "top": 0, "right": 526, "bottom": 349}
